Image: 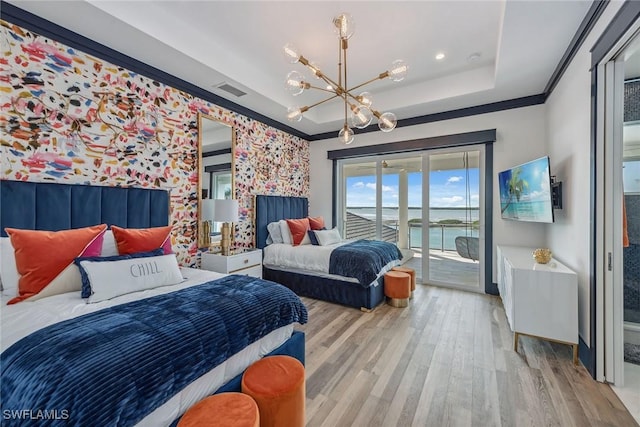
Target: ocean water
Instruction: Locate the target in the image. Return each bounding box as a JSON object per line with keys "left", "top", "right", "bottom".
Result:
{"left": 347, "top": 207, "right": 479, "bottom": 250}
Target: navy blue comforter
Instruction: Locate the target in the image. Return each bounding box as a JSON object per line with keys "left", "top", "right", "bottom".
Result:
{"left": 329, "top": 240, "right": 403, "bottom": 287}
{"left": 0, "top": 275, "right": 307, "bottom": 426}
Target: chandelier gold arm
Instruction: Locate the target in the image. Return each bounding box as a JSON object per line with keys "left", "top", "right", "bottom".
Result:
{"left": 299, "top": 55, "right": 341, "bottom": 91}
{"left": 346, "top": 72, "right": 390, "bottom": 94}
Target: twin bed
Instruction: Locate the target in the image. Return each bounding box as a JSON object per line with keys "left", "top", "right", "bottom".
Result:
{"left": 0, "top": 181, "right": 307, "bottom": 427}
{"left": 0, "top": 183, "right": 402, "bottom": 426}
{"left": 255, "top": 195, "right": 403, "bottom": 311}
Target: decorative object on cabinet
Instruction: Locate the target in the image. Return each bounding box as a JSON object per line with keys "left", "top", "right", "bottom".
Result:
{"left": 532, "top": 248, "right": 552, "bottom": 264}
{"left": 214, "top": 199, "right": 239, "bottom": 256}
{"left": 201, "top": 248, "right": 263, "bottom": 278}
{"left": 496, "top": 245, "right": 579, "bottom": 365}
{"left": 201, "top": 198, "right": 215, "bottom": 248}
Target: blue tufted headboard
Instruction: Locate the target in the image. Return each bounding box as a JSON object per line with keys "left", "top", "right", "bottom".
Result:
{"left": 0, "top": 180, "right": 170, "bottom": 237}
{"left": 255, "top": 195, "right": 308, "bottom": 249}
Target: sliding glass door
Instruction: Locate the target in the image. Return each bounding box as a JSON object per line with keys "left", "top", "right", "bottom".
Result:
{"left": 338, "top": 148, "right": 484, "bottom": 291}
{"left": 423, "top": 148, "right": 483, "bottom": 290}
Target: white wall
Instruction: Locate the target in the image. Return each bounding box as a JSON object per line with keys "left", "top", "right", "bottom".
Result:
{"left": 546, "top": 0, "right": 625, "bottom": 347}
{"left": 309, "top": 104, "right": 549, "bottom": 284}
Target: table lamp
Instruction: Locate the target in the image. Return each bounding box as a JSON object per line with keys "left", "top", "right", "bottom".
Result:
{"left": 201, "top": 198, "right": 215, "bottom": 248}
{"left": 214, "top": 199, "right": 239, "bottom": 256}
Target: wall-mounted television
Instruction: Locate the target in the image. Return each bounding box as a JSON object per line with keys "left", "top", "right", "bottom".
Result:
{"left": 499, "top": 156, "right": 554, "bottom": 223}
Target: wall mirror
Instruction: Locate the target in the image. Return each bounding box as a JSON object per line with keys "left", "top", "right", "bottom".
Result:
{"left": 198, "top": 113, "right": 235, "bottom": 248}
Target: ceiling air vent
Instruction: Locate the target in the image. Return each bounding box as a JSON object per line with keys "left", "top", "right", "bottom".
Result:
{"left": 215, "top": 82, "right": 247, "bottom": 98}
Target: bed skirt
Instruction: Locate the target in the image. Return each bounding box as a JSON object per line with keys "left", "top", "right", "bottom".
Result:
{"left": 264, "top": 267, "right": 385, "bottom": 310}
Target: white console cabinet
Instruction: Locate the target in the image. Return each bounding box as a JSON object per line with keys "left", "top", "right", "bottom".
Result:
{"left": 496, "top": 245, "right": 579, "bottom": 364}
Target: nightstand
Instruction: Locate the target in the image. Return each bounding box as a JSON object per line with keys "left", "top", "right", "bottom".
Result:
{"left": 201, "top": 248, "right": 263, "bottom": 278}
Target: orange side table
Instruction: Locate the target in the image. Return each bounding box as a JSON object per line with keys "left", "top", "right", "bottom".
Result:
{"left": 384, "top": 271, "right": 411, "bottom": 307}
{"left": 392, "top": 266, "right": 416, "bottom": 298}
{"left": 178, "top": 392, "right": 259, "bottom": 427}
{"left": 241, "top": 355, "right": 305, "bottom": 427}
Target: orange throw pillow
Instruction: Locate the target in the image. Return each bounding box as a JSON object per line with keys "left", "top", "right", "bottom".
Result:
{"left": 286, "top": 218, "right": 310, "bottom": 246}
{"left": 111, "top": 225, "right": 173, "bottom": 255}
{"left": 6, "top": 224, "right": 107, "bottom": 304}
{"left": 308, "top": 216, "right": 325, "bottom": 230}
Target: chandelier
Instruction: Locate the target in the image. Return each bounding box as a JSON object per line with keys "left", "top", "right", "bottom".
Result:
{"left": 284, "top": 13, "right": 408, "bottom": 145}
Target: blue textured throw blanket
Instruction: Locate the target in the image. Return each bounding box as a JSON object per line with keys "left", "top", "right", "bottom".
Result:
{"left": 329, "top": 240, "right": 403, "bottom": 287}
{"left": 1, "top": 275, "right": 307, "bottom": 427}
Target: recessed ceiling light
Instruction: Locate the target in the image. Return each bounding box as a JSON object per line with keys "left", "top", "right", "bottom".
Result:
{"left": 435, "top": 52, "right": 445, "bottom": 61}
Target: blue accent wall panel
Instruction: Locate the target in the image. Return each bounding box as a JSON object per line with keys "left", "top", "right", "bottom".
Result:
{"left": 36, "top": 183, "right": 71, "bottom": 231}
{"left": 150, "top": 191, "right": 169, "bottom": 227}
{"left": 101, "top": 187, "right": 128, "bottom": 227}
{"left": 72, "top": 186, "right": 102, "bottom": 228}
{"left": 0, "top": 181, "right": 170, "bottom": 236}
{"left": 1, "top": 181, "right": 36, "bottom": 236}
{"left": 127, "top": 189, "right": 150, "bottom": 228}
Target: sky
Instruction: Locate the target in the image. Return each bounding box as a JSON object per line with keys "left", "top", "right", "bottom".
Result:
{"left": 346, "top": 167, "right": 479, "bottom": 208}
{"left": 498, "top": 157, "right": 551, "bottom": 203}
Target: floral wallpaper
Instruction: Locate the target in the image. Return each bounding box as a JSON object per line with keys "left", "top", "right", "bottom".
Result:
{"left": 0, "top": 21, "right": 309, "bottom": 265}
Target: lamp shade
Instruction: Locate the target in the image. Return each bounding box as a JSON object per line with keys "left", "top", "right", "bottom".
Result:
{"left": 213, "top": 199, "right": 239, "bottom": 223}
{"left": 201, "top": 199, "right": 216, "bottom": 222}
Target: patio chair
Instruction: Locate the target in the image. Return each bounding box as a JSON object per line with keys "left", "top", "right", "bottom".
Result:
{"left": 455, "top": 236, "right": 479, "bottom": 261}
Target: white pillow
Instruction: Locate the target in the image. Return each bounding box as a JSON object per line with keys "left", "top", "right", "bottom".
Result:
{"left": 267, "top": 221, "right": 283, "bottom": 245}
{"left": 78, "top": 254, "right": 183, "bottom": 303}
{"left": 279, "top": 220, "right": 293, "bottom": 245}
{"left": 315, "top": 228, "right": 342, "bottom": 246}
{"left": 0, "top": 237, "right": 19, "bottom": 297}
{"left": 101, "top": 230, "right": 119, "bottom": 256}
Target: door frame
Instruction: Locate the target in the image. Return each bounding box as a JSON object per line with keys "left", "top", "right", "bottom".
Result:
{"left": 421, "top": 146, "right": 485, "bottom": 293}
{"left": 595, "top": 19, "right": 640, "bottom": 384}
{"left": 330, "top": 129, "right": 496, "bottom": 294}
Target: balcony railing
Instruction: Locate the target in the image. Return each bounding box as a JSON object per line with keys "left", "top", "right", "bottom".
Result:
{"left": 344, "top": 211, "right": 477, "bottom": 252}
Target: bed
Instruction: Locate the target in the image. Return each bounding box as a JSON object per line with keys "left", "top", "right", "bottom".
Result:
{"left": 255, "top": 194, "right": 402, "bottom": 311}
{"left": 0, "top": 181, "right": 307, "bottom": 427}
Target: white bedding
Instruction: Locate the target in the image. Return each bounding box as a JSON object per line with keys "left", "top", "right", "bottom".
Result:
{"left": 0, "top": 267, "right": 294, "bottom": 427}
{"left": 262, "top": 241, "right": 398, "bottom": 285}
{"left": 262, "top": 241, "right": 349, "bottom": 274}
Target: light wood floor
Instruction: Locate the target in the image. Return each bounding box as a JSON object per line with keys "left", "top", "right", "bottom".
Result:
{"left": 297, "top": 284, "right": 638, "bottom": 427}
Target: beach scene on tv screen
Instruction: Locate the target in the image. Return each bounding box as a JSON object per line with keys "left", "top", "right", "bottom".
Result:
{"left": 499, "top": 157, "right": 554, "bottom": 223}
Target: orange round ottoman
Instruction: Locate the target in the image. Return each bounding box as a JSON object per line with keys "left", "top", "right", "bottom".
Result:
{"left": 178, "top": 392, "right": 259, "bottom": 427}
{"left": 384, "top": 271, "right": 411, "bottom": 307}
{"left": 392, "top": 266, "right": 416, "bottom": 298}
{"left": 241, "top": 355, "right": 305, "bottom": 427}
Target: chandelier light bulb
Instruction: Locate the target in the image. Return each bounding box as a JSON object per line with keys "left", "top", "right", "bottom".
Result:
{"left": 350, "top": 105, "right": 373, "bottom": 129}
{"left": 283, "top": 43, "right": 301, "bottom": 64}
{"left": 287, "top": 106, "right": 304, "bottom": 122}
{"left": 333, "top": 13, "right": 355, "bottom": 40}
{"left": 358, "top": 91, "right": 373, "bottom": 108}
{"left": 388, "top": 59, "right": 408, "bottom": 82}
{"left": 285, "top": 71, "right": 305, "bottom": 95}
{"left": 338, "top": 125, "right": 355, "bottom": 145}
{"left": 378, "top": 112, "right": 397, "bottom": 132}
